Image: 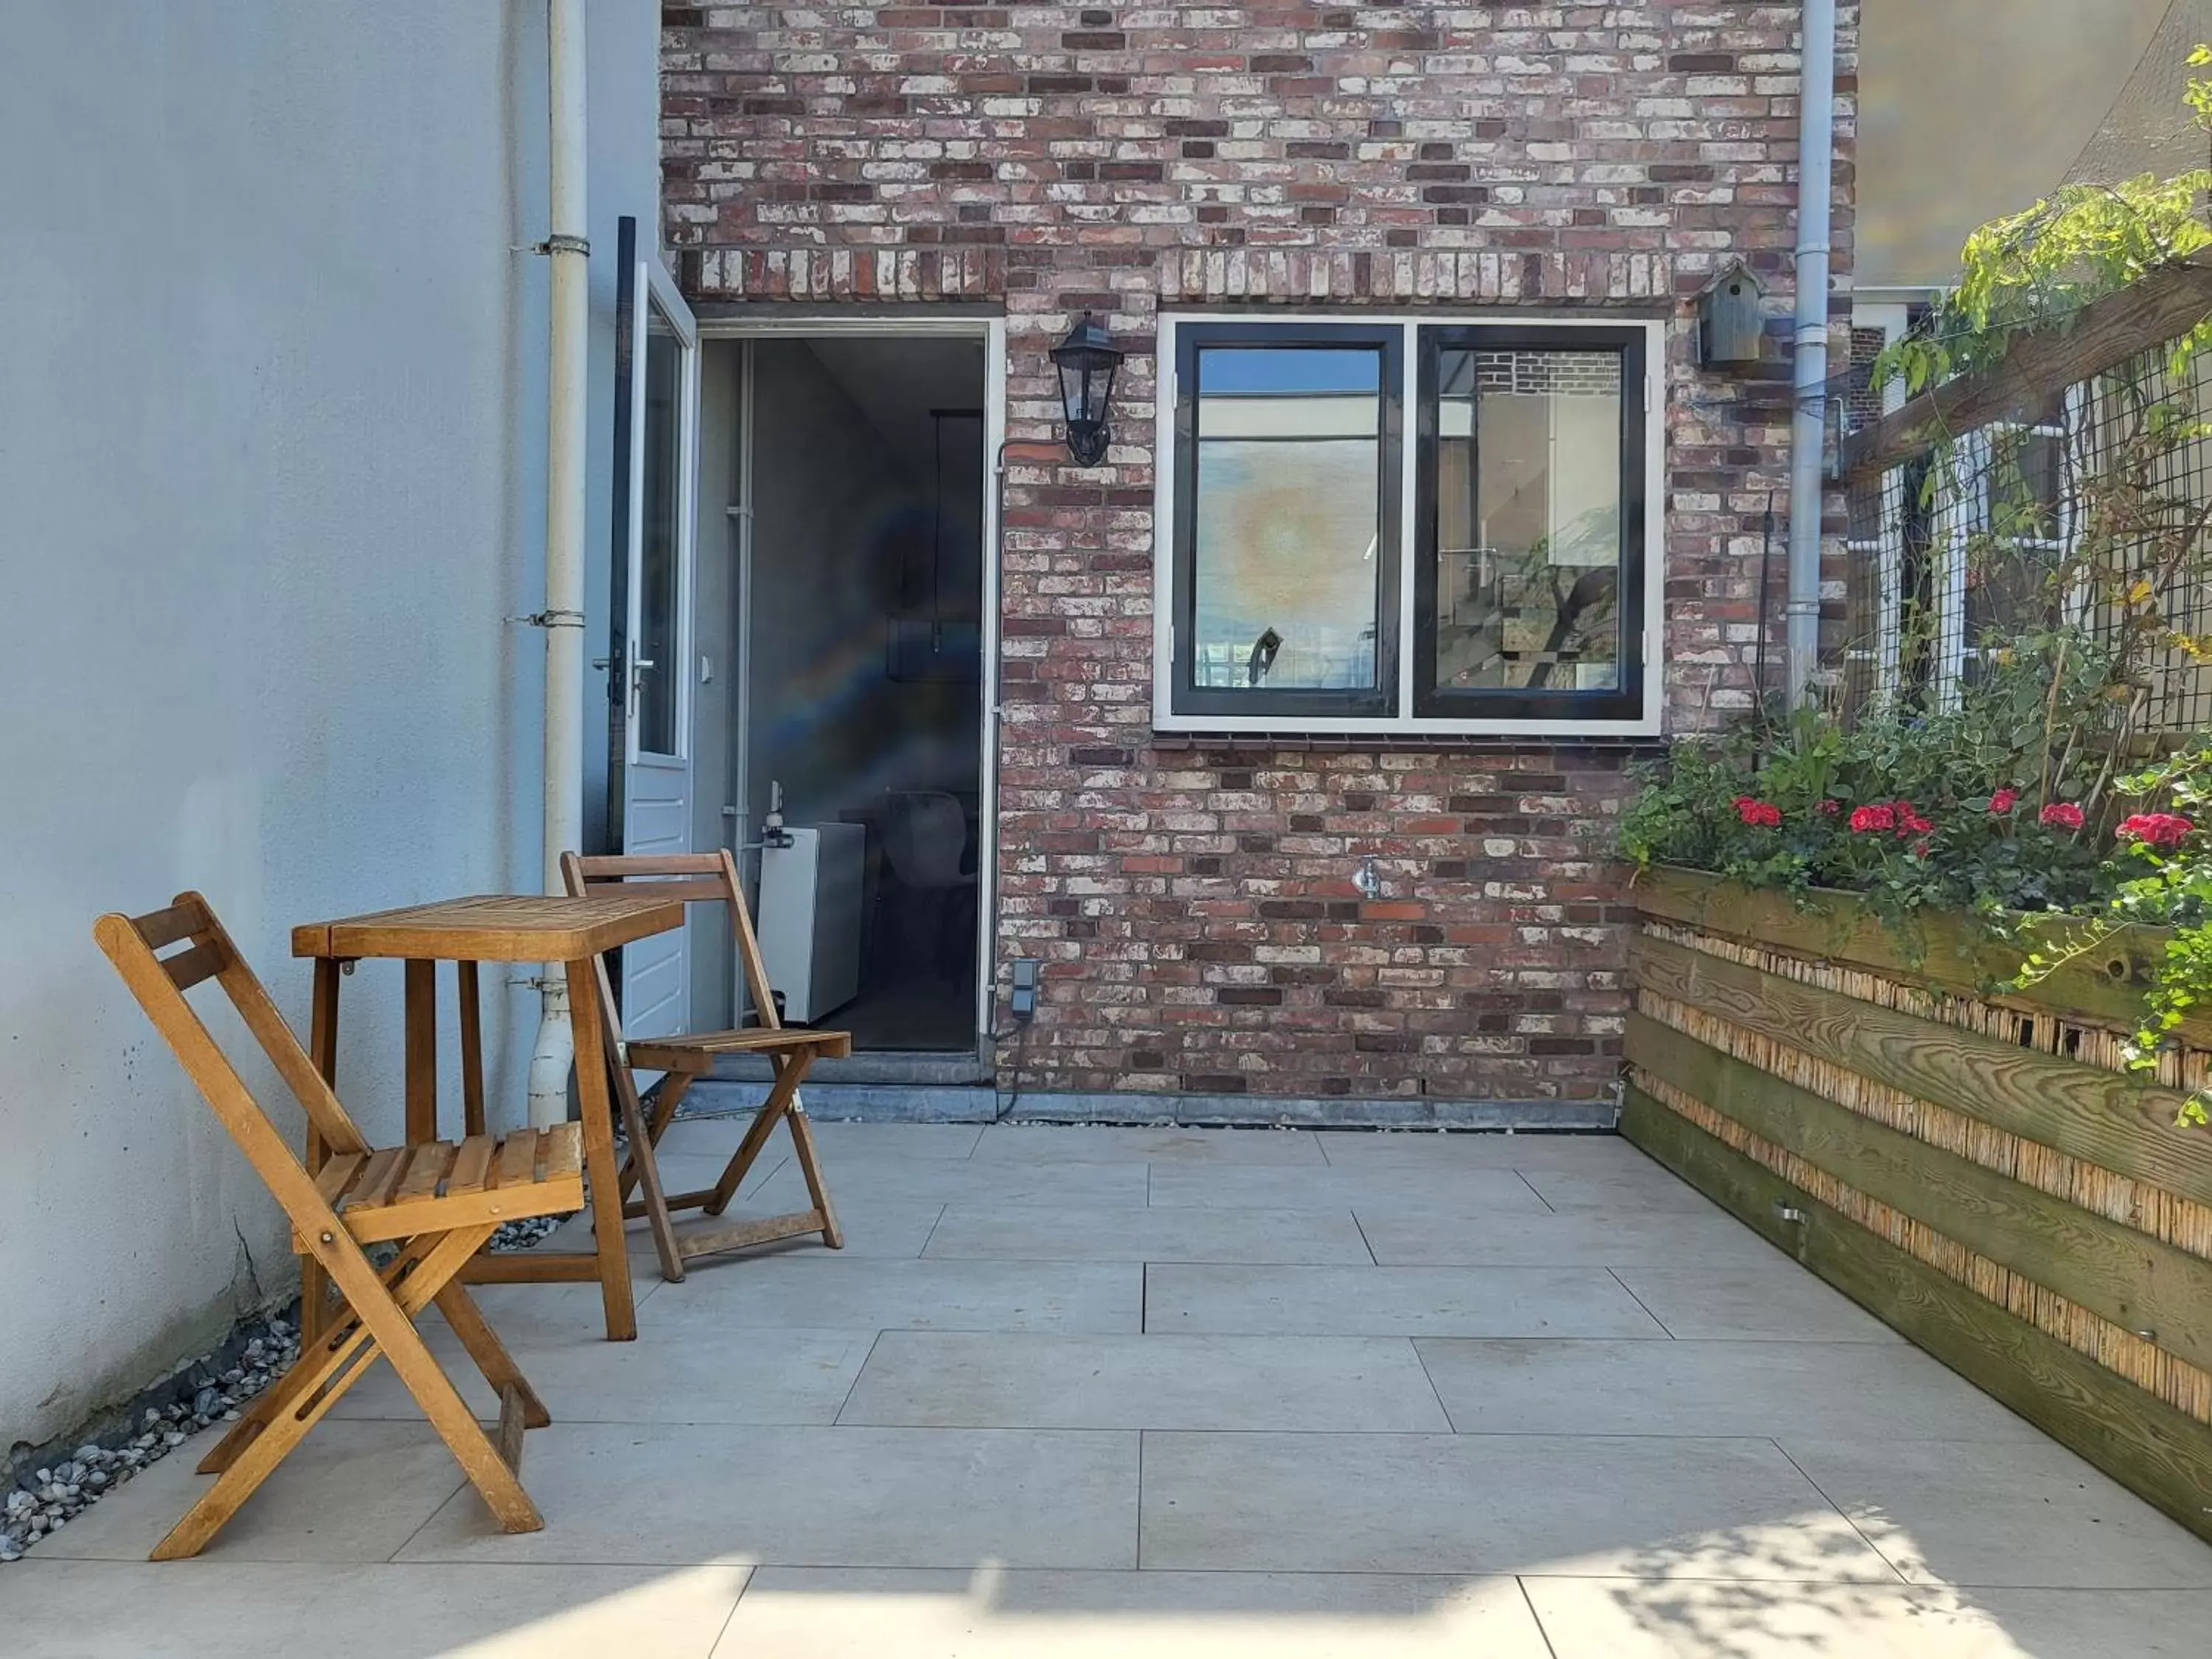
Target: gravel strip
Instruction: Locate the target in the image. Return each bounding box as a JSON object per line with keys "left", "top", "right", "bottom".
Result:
{"left": 0, "top": 1315, "right": 301, "bottom": 1562}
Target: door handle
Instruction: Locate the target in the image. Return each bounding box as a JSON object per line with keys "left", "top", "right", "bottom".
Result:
{"left": 630, "top": 657, "right": 657, "bottom": 702}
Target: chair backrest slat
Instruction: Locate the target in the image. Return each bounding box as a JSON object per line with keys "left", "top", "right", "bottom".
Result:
{"left": 96, "top": 894, "right": 371, "bottom": 1162}
{"left": 161, "top": 939, "right": 231, "bottom": 991}
{"left": 559, "top": 849, "right": 784, "bottom": 1032}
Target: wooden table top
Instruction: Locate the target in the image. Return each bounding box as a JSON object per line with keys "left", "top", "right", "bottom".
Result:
{"left": 291, "top": 894, "right": 685, "bottom": 961}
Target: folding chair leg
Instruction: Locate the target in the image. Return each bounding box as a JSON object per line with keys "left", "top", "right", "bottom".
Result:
{"left": 616, "top": 1071, "right": 694, "bottom": 1207}
{"left": 195, "top": 1233, "right": 445, "bottom": 1476}
{"left": 434, "top": 1281, "right": 551, "bottom": 1430}
{"left": 703, "top": 1054, "right": 810, "bottom": 1217}
{"left": 605, "top": 1050, "right": 684, "bottom": 1284}
{"left": 786, "top": 1101, "right": 844, "bottom": 1251}
{"left": 153, "top": 1225, "right": 538, "bottom": 1559}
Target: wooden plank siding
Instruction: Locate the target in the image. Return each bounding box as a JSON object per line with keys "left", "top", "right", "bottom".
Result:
{"left": 1622, "top": 868, "right": 2212, "bottom": 1546}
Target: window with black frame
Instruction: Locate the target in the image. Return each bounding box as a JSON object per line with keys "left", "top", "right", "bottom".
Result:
{"left": 1173, "top": 324, "right": 1402, "bottom": 718}
{"left": 1161, "top": 318, "right": 1652, "bottom": 733}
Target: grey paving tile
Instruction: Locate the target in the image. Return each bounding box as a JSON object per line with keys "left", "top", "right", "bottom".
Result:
{"left": 636, "top": 1256, "right": 1144, "bottom": 1333}
{"left": 970, "top": 1124, "right": 1326, "bottom": 1165}
{"left": 1415, "top": 1339, "right": 2041, "bottom": 1440}
{"left": 1144, "top": 1162, "right": 1549, "bottom": 1214}
{"left": 329, "top": 1325, "right": 875, "bottom": 1426}
{"left": 31, "top": 1419, "right": 464, "bottom": 1564}
{"left": 922, "top": 1203, "right": 1372, "bottom": 1265}
{"left": 1357, "top": 1206, "right": 1778, "bottom": 1268}
{"left": 752, "top": 1156, "right": 1149, "bottom": 1211}
{"left": 655, "top": 1119, "right": 981, "bottom": 1163}
{"left": 1317, "top": 1131, "right": 1651, "bottom": 1171}
{"left": 0, "top": 1560, "right": 751, "bottom": 1658}
{"left": 397, "top": 1422, "right": 1138, "bottom": 1568}
{"left": 1139, "top": 1431, "right": 1897, "bottom": 1579}
{"left": 1611, "top": 1264, "right": 1906, "bottom": 1342}
{"left": 1780, "top": 1436, "right": 2212, "bottom": 1588}
{"left": 1517, "top": 1165, "right": 1737, "bottom": 1213}
{"left": 1524, "top": 1579, "right": 2212, "bottom": 1658}
{"left": 1146, "top": 1264, "right": 1667, "bottom": 1338}
{"left": 838, "top": 1332, "right": 1451, "bottom": 1430}
{"left": 714, "top": 1568, "right": 1554, "bottom": 1657}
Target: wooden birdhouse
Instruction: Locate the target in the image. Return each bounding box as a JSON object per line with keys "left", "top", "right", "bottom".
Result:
{"left": 1696, "top": 260, "right": 1768, "bottom": 367}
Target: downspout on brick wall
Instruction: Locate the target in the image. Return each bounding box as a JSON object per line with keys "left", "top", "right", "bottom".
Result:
{"left": 1787, "top": 0, "right": 1839, "bottom": 706}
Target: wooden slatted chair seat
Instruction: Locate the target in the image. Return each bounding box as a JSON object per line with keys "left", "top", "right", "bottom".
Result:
{"left": 299, "top": 1126, "right": 583, "bottom": 1247}
{"left": 560, "top": 850, "right": 844, "bottom": 1281}
{"left": 94, "top": 893, "right": 568, "bottom": 1560}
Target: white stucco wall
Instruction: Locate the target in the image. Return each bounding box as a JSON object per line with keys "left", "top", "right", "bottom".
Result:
{"left": 0, "top": 2, "right": 607, "bottom": 1455}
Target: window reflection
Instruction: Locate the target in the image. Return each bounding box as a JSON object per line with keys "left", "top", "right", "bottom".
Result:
{"left": 1434, "top": 349, "right": 1624, "bottom": 693}
{"left": 1190, "top": 347, "right": 1384, "bottom": 691}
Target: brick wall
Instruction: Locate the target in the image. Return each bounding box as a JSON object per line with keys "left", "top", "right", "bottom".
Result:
{"left": 662, "top": 4, "right": 1857, "bottom": 1110}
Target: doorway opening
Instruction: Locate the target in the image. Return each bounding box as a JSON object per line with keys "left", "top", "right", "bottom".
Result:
{"left": 706, "top": 330, "right": 992, "bottom": 1058}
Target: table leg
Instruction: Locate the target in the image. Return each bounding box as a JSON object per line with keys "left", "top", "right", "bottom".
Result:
{"left": 301, "top": 959, "right": 341, "bottom": 1344}
{"left": 564, "top": 957, "right": 637, "bottom": 1341}
{"left": 403, "top": 958, "right": 437, "bottom": 1144}
{"left": 456, "top": 961, "right": 485, "bottom": 1138}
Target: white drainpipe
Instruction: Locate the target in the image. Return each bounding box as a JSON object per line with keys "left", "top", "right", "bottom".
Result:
{"left": 527, "top": 0, "right": 588, "bottom": 1129}
{"left": 1786, "top": 0, "right": 1839, "bottom": 706}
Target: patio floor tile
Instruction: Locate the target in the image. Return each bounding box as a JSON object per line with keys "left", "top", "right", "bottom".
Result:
{"left": 329, "top": 1325, "right": 876, "bottom": 1426}
{"left": 1778, "top": 1436, "right": 2212, "bottom": 1589}
{"left": 636, "top": 1256, "right": 1144, "bottom": 1332}
{"left": 0, "top": 1560, "right": 754, "bottom": 1659}
{"left": 1415, "top": 1338, "right": 2042, "bottom": 1440}
{"left": 836, "top": 1332, "right": 1452, "bottom": 1431}
{"left": 396, "top": 1422, "right": 1139, "bottom": 1569}
{"left": 1315, "top": 1131, "right": 1652, "bottom": 1171}
{"left": 922, "top": 1203, "right": 1372, "bottom": 1265}
{"left": 30, "top": 1419, "right": 464, "bottom": 1564}
{"left": 1138, "top": 1431, "right": 1899, "bottom": 1579}
{"left": 968, "top": 1124, "right": 1326, "bottom": 1165}
{"left": 1515, "top": 1164, "right": 1741, "bottom": 1213}
{"left": 711, "top": 1568, "right": 1554, "bottom": 1658}
{"left": 1142, "top": 1162, "right": 1549, "bottom": 1214}
{"left": 1355, "top": 1206, "right": 1779, "bottom": 1268}
{"left": 1522, "top": 1579, "right": 2212, "bottom": 1657}
{"left": 1145, "top": 1264, "right": 1667, "bottom": 1337}
{"left": 1611, "top": 1263, "right": 1908, "bottom": 1342}
{"left": 751, "top": 1156, "right": 1150, "bottom": 1211}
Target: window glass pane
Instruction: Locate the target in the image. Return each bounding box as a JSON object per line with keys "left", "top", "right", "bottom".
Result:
{"left": 636, "top": 307, "right": 681, "bottom": 755}
{"left": 1433, "top": 347, "right": 1624, "bottom": 693}
{"left": 1190, "top": 347, "right": 1384, "bottom": 692}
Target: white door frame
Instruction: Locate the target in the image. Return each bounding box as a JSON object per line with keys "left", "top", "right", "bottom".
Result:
{"left": 618, "top": 255, "right": 702, "bottom": 1046}
{"left": 698, "top": 311, "right": 1009, "bottom": 1046}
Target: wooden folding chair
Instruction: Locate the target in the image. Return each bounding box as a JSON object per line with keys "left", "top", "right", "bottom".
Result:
{"left": 560, "top": 850, "right": 847, "bottom": 1281}
{"left": 94, "top": 894, "right": 581, "bottom": 1560}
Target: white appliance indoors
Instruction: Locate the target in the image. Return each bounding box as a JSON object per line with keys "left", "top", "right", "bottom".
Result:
{"left": 756, "top": 822, "right": 865, "bottom": 1022}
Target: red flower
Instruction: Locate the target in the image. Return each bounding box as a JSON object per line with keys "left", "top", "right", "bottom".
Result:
{"left": 2118, "top": 813, "right": 2195, "bottom": 849}
{"left": 1898, "top": 806, "right": 1933, "bottom": 837}
{"left": 1818, "top": 799, "right": 1841, "bottom": 815}
{"left": 1989, "top": 788, "right": 2019, "bottom": 814}
{"left": 1848, "top": 804, "right": 1896, "bottom": 834}
{"left": 2040, "top": 802, "right": 2085, "bottom": 830}
{"left": 1733, "top": 796, "right": 1783, "bottom": 829}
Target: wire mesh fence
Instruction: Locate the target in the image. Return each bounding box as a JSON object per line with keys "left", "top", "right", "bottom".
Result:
{"left": 1840, "top": 325, "right": 2212, "bottom": 744}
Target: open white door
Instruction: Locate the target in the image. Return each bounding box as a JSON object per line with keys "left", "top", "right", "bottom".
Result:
{"left": 617, "top": 249, "right": 700, "bottom": 1045}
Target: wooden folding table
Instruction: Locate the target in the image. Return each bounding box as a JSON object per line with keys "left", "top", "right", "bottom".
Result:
{"left": 291, "top": 893, "right": 685, "bottom": 1342}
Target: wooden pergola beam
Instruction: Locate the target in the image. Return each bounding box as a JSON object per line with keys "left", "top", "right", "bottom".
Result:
{"left": 1841, "top": 254, "right": 2212, "bottom": 490}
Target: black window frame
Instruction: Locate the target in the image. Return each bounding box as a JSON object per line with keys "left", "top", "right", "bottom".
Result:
{"left": 1413, "top": 324, "right": 1649, "bottom": 724}
{"left": 1169, "top": 321, "right": 1405, "bottom": 721}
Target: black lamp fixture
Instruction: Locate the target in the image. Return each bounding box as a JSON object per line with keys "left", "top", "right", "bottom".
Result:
{"left": 1051, "top": 312, "right": 1122, "bottom": 467}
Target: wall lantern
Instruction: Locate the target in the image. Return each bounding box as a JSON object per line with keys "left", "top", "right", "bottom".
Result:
{"left": 1051, "top": 312, "right": 1123, "bottom": 466}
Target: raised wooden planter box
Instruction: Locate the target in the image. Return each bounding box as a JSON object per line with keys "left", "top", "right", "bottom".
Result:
{"left": 1622, "top": 865, "right": 2212, "bottom": 1543}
